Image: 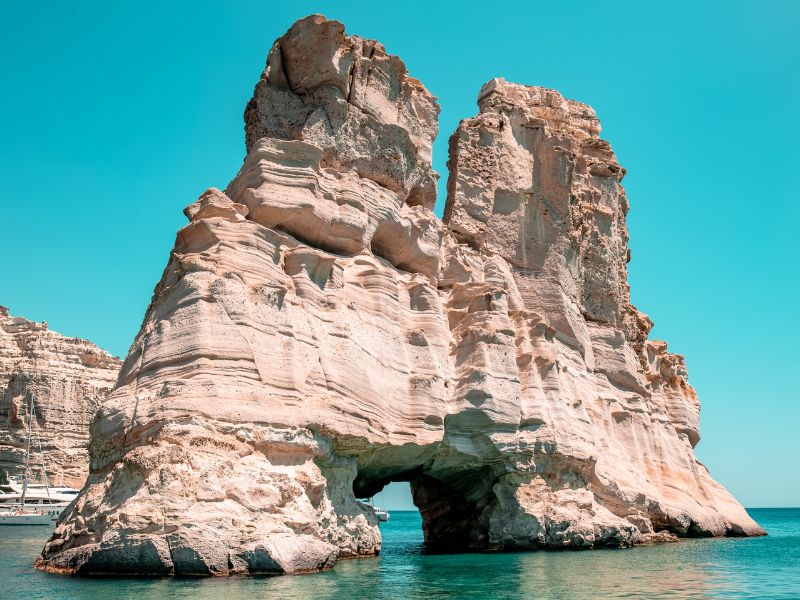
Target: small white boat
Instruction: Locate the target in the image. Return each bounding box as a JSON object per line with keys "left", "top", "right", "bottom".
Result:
{"left": 375, "top": 508, "right": 390, "bottom": 522}
{"left": 358, "top": 498, "right": 390, "bottom": 522}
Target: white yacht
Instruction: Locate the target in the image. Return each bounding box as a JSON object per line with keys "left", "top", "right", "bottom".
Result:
{"left": 0, "top": 394, "right": 79, "bottom": 525}
{"left": 0, "top": 478, "right": 73, "bottom": 525}
{"left": 0, "top": 475, "right": 78, "bottom": 509}
{"left": 0, "top": 475, "right": 77, "bottom": 526}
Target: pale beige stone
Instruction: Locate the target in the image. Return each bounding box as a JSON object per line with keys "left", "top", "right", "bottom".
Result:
{"left": 244, "top": 14, "right": 440, "bottom": 209}
{"left": 37, "top": 15, "right": 763, "bottom": 577}
{"left": 0, "top": 306, "right": 121, "bottom": 488}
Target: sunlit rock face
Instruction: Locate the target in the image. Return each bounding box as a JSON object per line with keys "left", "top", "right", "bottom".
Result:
{"left": 440, "top": 78, "right": 760, "bottom": 546}
{"left": 37, "top": 14, "right": 763, "bottom": 577}
{"left": 0, "top": 307, "right": 121, "bottom": 488}
{"left": 244, "top": 15, "right": 440, "bottom": 209}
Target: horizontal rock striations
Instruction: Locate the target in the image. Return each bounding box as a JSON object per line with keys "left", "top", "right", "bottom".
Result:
{"left": 37, "top": 14, "right": 763, "bottom": 577}
{"left": 0, "top": 307, "right": 121, "bottom": 488}
{"left": 244, "top": 16, "right": 439, "bottom": 209}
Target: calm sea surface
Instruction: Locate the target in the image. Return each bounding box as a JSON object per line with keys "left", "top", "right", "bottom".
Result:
{"left": 0, "top": 508, "right": 797, "bottom": 599}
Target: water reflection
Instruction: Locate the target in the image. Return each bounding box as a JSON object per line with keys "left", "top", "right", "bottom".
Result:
{"left": 2, "top": 509, "right": 797, "bottom": 600}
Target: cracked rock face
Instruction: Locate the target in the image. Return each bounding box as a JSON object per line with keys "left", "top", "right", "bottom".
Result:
{"left": 244, "top": 15, "right": 439, "bottom": 209}
{"left": 0, "top": 307, "right": 121, "bottom": 488}
{"left": 37, "top": 15, "right": 763, "bottom": 577}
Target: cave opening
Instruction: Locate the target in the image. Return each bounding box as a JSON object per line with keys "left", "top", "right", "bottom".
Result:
{"left": 351, "top": 466, "right": 498, "bottom": 554}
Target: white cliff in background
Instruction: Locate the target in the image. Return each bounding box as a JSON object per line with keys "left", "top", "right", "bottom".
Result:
{"left": 0, "top": 306, "right": 121, "bottom": 488}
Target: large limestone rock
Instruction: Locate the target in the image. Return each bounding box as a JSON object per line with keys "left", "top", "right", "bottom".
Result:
{"left": 0, "top": 307, "right": 121, "bottom": 488}
{"left": 37, "top": 15, "right": 763, "bottom": 577}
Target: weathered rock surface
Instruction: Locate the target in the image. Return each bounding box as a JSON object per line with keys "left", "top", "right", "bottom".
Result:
{"left": 244, "top": 15, "right": 439, "bottom": 209}
{"left": 37, "top": 14, "right": 763, "bottom": 577}
{"left": 0, "top": 307, "right": 121, "bottom": 488}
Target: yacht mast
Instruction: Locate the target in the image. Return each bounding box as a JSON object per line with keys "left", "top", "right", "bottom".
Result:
{"left": 19, "top": 392, "right": 34, "bottom": 506}
{"left": 36, "top": 421, "right": 52, "bottom": 502}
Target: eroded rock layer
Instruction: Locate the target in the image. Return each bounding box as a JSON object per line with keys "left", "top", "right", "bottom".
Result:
{"left": 37, "top": 14, "right": 763, "bottom": 577}
{"left": 0, "top": 307, "right": 121, "bottom": 488}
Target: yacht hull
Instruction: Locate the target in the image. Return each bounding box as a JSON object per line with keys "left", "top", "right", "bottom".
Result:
{"left": 0, "top": 511, "right": 55, "bottom": 525}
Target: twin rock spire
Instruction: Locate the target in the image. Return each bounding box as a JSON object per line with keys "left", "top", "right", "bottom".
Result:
{"left": 36, "top": 14, "right": 763, "bottom": 577}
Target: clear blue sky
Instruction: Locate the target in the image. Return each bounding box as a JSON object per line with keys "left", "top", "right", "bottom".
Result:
{"left": 1, "top": 1, "right": 797, "bottom": 509}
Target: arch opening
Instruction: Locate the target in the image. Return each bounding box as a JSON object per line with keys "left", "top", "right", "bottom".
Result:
{"left": 351, "top": 465, "right": 501, "bottom": 553}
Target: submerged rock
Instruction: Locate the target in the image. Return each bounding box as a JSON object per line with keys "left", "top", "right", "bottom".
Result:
{"left": 0, "top": 307, "right": 121, "bottom": 488}
{"left": 36, "top": 14, "right": 763, "bottom": 577}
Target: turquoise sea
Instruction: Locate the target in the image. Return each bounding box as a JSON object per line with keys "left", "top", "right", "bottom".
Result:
{"left": 1, "top": 508, "right": 798, "bottom": 599}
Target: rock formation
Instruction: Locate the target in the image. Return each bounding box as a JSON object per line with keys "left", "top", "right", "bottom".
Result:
{"left": 1, "top": 307, "right": 121, "bottom": 488}
{"left": 36, "top": 15, "right": 763, "bottom": 577}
